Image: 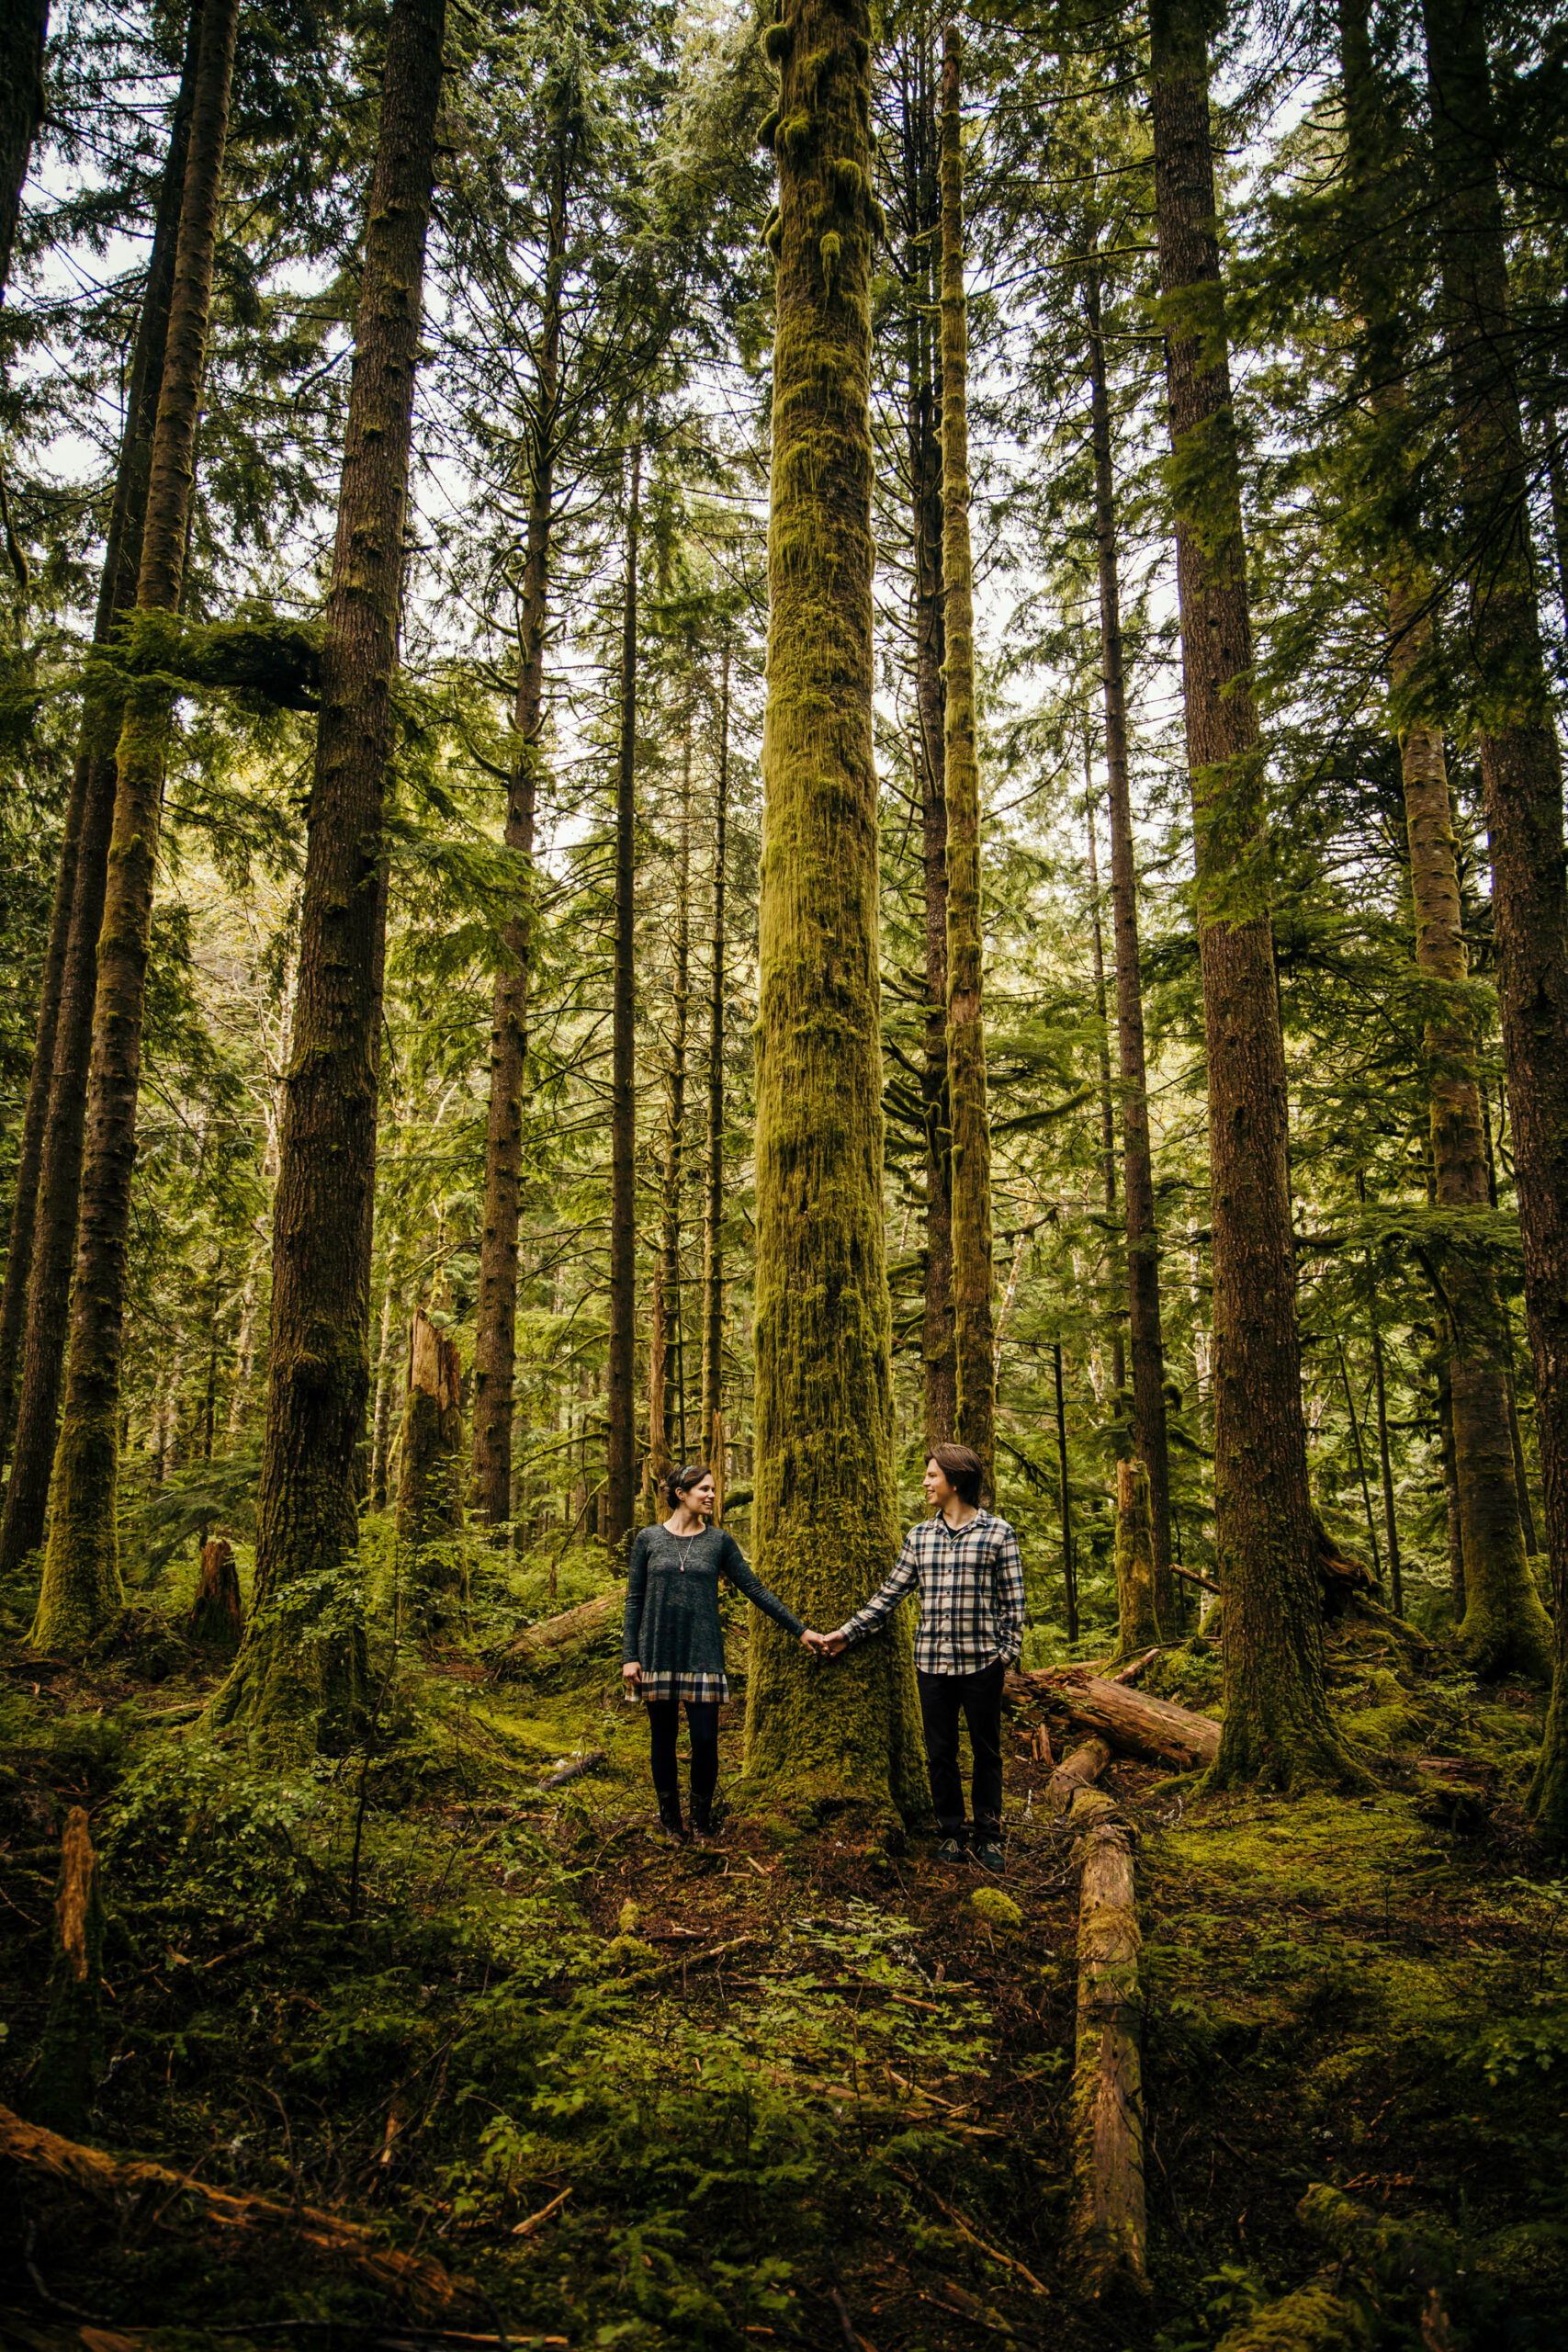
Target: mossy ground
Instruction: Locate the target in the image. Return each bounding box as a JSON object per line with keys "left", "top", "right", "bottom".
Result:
{"left": 1, "top": 1550, "right": 1565, "bottom": 2351}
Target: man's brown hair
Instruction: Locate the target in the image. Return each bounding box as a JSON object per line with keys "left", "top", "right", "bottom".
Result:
{"left": 930, "top": 1442, "right": 984, "bottom": 1508}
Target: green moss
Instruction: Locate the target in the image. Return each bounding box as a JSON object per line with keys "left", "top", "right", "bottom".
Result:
{"left": 763, "top": 19, "right": 793, "bottom": 62}
{"left": 971, "top": 1886, "right": 1022, "bottom": 1928}
{"left": 759, "top": 106, "right": 781, "bottom": 150}
{"left": 1213, "top": 2285, "right": 1371, "bottom": 2351}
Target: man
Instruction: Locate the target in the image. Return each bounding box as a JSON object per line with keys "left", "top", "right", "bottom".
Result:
{"left": 811, "top": 1443, "right": 1024, "bottom": 1869}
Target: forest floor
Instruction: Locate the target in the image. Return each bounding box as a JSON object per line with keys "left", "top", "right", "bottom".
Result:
{"left": 2, "top": 1589, "right": 1567, "bottom": 2352}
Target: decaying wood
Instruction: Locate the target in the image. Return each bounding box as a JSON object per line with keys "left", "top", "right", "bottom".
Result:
{"left": 1068, "top": 1787, "right": 1147, "bottom": 2295}
{"left": 0, "top": 2102, "right": 476, "bottom": 2317}
{"left": 187, "top": 1536, "right": 243, "bottom": 1652}
{"left": 492, "top": 1591, "right": 617, "bottom": 1674}
{"left": 29, "top": 1808, "right": 106, "bottom": 2132}
{"left": 1015, "top": 1668, "right": 1220, "bottom": 1771}
{"left": 1107, "top": 1645, "right": 1161, "bottom": 1688}
{"left": 538, "top": 1749, "right": 606, "bottom": 1790}
{"left": 1050, "top": 1736, "right": 1111, "bottom": 1817}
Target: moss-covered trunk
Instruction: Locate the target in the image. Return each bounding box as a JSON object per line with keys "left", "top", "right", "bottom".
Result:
{"left": 1337, "top": 0, "right": 1548, "bottom": 1680}
{"left": 1114, "top": 1458, "right": 1161, "bottom": 1659}
{"left": 28, "top": 0, "right": 237, "bottom": 1653}
{"left": 470, "top": 142, "right": 566, "bottom": 1532}
{"left": 1055, "top": 1338, "right": 1077, "bottom": 1643}
{"left": 1084, "top": 779, "right": 1124, "bottom": 1399}
{"left": 398, "top": 1309, "right": 468, "bottom": 1636}
{"left": 743, "top": 0, "right": 927, "bottom": 1822}
{"left": 1417, "top": 0, "right": 1568, "bottom": 1825}
{"left": 0, "top": 0, "right": 46, "bottom": 297}
{"left": 208, "top": 0, "right": 446, "bottom": 1755}
{"left": 1087, "top": 255, "right": 1173, "bottom": 1627}
{"left": 939, "top": 26, "right": 994, "bottom": 1496}
{"left": 0, "top": 0, "right": 201, "bottom": 1566}
{"left": 655, "top": 721, "right": 692, "bottom": 1469}
{"left": 1148, "top": 0, "right": 1350, "bottom": 1789}
{"left": 604, "top": 446, "right": 641, "bottom": 1551}
{"left": 701, "top": 642, "right": 729, "bottom": 1472}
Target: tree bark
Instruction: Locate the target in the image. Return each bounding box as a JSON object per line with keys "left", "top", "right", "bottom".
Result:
{"left": 28, "top": 1809, "right": 106, "bottom": 2136}
{"left": 1113, "top": 1457, "right": 1161, "bottom": 1658}
{"left": 209, "top": 0, "right": 446, "bottom": 1751}
{"left": 0, "top": 0, "right": 47, "bottom": 298}
{"left": 370, "top": 1235, "right": 402, "bottom": 1513}
{"left": 1069, "top": 1792, "right": 1147, "bottom": 2294}
{"left": 0, "top": 0, "right": 203, "bottom": 1556}
{"left": 1418, "top": 1, "right": 1568, "bottom": 1814}
{"left": 654, "top": 716, "right": 693, "bottom": 1476}
{"left": 398, "top": 1308, "right": 467, "bottom": 1634}
{"left": 939, "top": 24, "right": 994, "bottom": 1496}
{"left": 1087, "top": 254, "right": 1174, "bottom": 1625}
{"left": 744, "top": 0, "right": 927, "bottom": 1822}
{"left": 189, "top": 1536, "right": 243, "bottom": 1653}
{"left": 469, "top": 133, "right": 567, "bottom": 1531}
{"left": 1148, "top": 0, "right": 1351, "bottom": 1786}
{"left": 1023, "top": 1666, "right": 1221, "bottom": 1771}
{"left": 701, "top": 639, "right": 729, "bottom": 1476}
{"left": 604, "top": 442, "right": 641, "bottom": 1552}
{"left": 1083, "top": 772, "right": 1124, "bottom": 1398}
{"left": 28, "top": 0, "right": 238, "bottom": 1652}
{"left": 1055, "top": 1337, "right": 1077, "bottom": 1644}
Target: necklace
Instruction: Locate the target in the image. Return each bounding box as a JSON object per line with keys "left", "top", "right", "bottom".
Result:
{"left": 668, "top": 1519, "right": 704, "bottom": 1571}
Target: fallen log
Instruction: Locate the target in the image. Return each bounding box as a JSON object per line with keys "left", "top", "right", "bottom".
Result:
{"left": 492, "top": 1592, "right": 618, "bottom": 1675}
{"left": 1016, "top": 1669, "right": 1220, "bottom": 1772}
{"left": 1050, "top": 1737, "right": 1111, "bottom": 1818}
{"left": 537, "top": 1749, "right": 606, "bottom": 1791}
{"left": 0, "top": 2102, "right": 475, "bottom": 2318}
{"left": 1068, "top": 1784, "right": 1146, "bottom": 2297}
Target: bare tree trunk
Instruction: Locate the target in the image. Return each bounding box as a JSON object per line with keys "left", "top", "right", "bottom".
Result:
{"left": 655, "top": 716, "right": 692, "bottom": 1476}
{"left": 398, "top": 1307, "right": 467, "bottom": 1635}
{"left": 1083, "top": 769, "right": 1124, "bottom": 1397}
{"left": 604, "top": 443, "right": 641, "bottom": 1551}
{"left": 28, "top": 0, "right": 238, "bottom": 1652}
{"left": 0, "top": 0, "right": 202, "bottom": 1547}
{"left": 470, "top": 133, "right": 567, "bottom": 1531}
{"left": 939, "top": 25, "right": 994, "bottom": 1494}
{"left": 370, "top": 1233, "right": 402, "bottom": 1510}
{"left": 0, "top": 0, "right": 47, "bottom": 298}
{"left": 1087, "top": 254, "right": 1174, "bottom": 1628}
{"left": 1148, "top": 0, "right": 1350, "bottom": 1785}
{"left": 209, "top": 0, "right": 446, "bottom": 1750}
{"left": 1055, "top": 1339, "right": 1077, "bottom": 1645}
{"left": 701, "top": 640, "right": 729, "bottom": 1476}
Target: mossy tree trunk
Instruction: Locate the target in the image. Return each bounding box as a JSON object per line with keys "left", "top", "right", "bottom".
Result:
{"left": 654, "top": 718, "right": 693, "bottom": 1472}
{"left": 701, "top": 639, "right": 729, "bottom": 1480}
{"left": 939, "top": 24, "right": 995, "bottom": 1497}
{"left": 209, "top": 0, "right": 446, "bottom": 1755}
{"left": 470, "top": 134, "right": 567, "bottom": 1533}
{"left": 604, "top": 443, "right": 641, "bottom": 1553}
{"left": 744, "top": 0, "right": 927, "bottom": 1823}
{"left": 398, "top": 1309, "right": 467, "bottom": 1636}
{"left": 0, "top": 0, "right": 47, "bottom": 297}
{"left": 1055, "top": 1337, "right": 1077, "bottom": 1643}
{"left": 1418, "top": 0, "right": 1568, "bottom": 1826}
{"left": 1114, "top": 1457, "right": 1161, "bottom": 1659}
{"left": 1337, "top": 0, "right": 1548, "bottom": 1681}
{"left": 1083, "top": 777, "right": 1124, "bottom": 1398}
{"left": 0, "top": 0, "right": 202, "bottom": 1559}
{"left": 1148, "top": 0, "right": 1352, "bottom": 1789}
{"left": 1087, "top": 254, "right": 1174, "bottom": 1627}
{"left": 28, "top": 0, "right": 238, "bottom": 1654}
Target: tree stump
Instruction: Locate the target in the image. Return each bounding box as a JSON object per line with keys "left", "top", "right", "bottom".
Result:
{"left": 398, "top": 1309, "right": 468, "bottom": 1634}
{"left": 189, "top": 1536, "right": 243, "bottom": 1652}
{"left": 28, "top": 1807, "right": 105, "bottom": 2133}
{"left": 1114, "top": 1458, "right": 1161, "bottom": 1657}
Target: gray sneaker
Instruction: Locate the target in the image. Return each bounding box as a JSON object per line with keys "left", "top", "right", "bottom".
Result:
{"left": 972, "top": 1839, "right": 1005, "bottom": 1872}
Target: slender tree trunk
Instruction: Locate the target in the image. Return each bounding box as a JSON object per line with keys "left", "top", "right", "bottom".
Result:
{"left": 1083, "top": 769, "right": 1124, "bottom": 1397}
{"left": 1370, "top": 1316, "right": 1401, "bottom": 1612}
{"left": 1337, "top": 0, "right": 1547, "bottom": 1679}
{"left": 0, "top": 0, "right": 47, "bottom": 298}
{"left": 1087, "top": 254, "right": 1174, "bottom": 1625}
{"left": 1438, "top": 1344, "right": 1464, "bottom": 1612}
{"left": 398, "top": 1307, "right": 467, "bottom": 1635}
{"left": 744, "top": 0, "right": 926, "bottom": 1820}
{"left": 469, "top": 141, "right": 566, "bottom": 1531}
{"left": 701, "top": 640, "right": 729, "bottom": 1471}
{"left": 1420, "top": 1, "right": 1568, "bottom": 1813}
{"left": 656, "top": 718, "right": 692, "bottom": 1470}
{"left": 0, "top": 0, "right": 202, "bottom": 1545}
{"left": 604, "top": 442, "right": 641, "bottom": 1551}
{"left": 209, "top": 0, "right": 446, "bottom": 1749}
{"left": 1333, "top": 1324, "right": 1382, "bottom": 1578}
{"left": 1055, "top": 1339, "right": 1077, "bottom": 1645}
{"left": 28, "top": 0, "right": 238, "bottom": 1651}
{"left": 200, "top": 1252, "right": 222, "bottom": 1461}
{"left": 939, "top": 25, "right": 995, "bottom": 1495}
{"left": 1148, "top": 0, "right": 1351, "bottom": 1786}
{"left": 370, "top": 1234, "right": 402, "bottom": 1511}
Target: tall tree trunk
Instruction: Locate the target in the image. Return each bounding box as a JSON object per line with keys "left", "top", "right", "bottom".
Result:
{"left": 1337, "top": 0, "right": 1547, "bottom": 1679}
{"left": 209, "top": 0, "right": 446, "bottom": 1750}
{"left": 369, "top": 1232, "right": 402, "bottom": 1510}
{"left": 28, "top": 0, "right": 238, "bottom": 1651}
{"left": 469, "top": 139, "right": 566, "bottom": 1531}
{"left": 744, "top": 0, "right": 927, "bottom": 1821}
{"left": 1148, "top": 0, "right": 1351, "bottom": 1786}
{"left": 701, "top": 639, "right": 729, "bottom": 1476}
{"left": 604, "top": 443, "right": 641, "bottom": 1552}
{"left": 1055, "top": 1338, "right": 1077, "bottom": 1645}
{"left": 0, "top": 0, "right": 202, "bottom": 1543}
{"left": 657, "top": 718, "right": 692, "bottom": 1468}
{"left": 1083, "top": 769, "right": 1124, "bottom": 1397}
{"left": 1419, "top": 0, "right": 1568, "bottom": 1824}
{"left": 1087, "top": 254, "right": 1174, "bottom": 1626}
{"left": 398, "top": 1307, "right": 467, "bottom": 1635}
{"left": 905, "top": 41, "right": 953, "bottom": 1456}
{"left": 939, "top": 24, "right": 994, "bottom": 1494}
{"left": 0, "top": 0, "right": 47, "bottom": 297}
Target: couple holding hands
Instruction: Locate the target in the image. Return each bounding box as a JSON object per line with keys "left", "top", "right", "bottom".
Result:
{"left": 620, "top": 1443, "right": 1026, "bottom": 1869}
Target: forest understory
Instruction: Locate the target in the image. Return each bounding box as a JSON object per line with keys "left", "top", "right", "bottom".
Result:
{"left": 3, "top": 1567, "right": 1564, "bottom": 2352}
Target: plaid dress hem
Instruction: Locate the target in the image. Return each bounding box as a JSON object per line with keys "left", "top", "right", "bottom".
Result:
{"left": 638, "top": 1671, "right": 730, "bottom": 1704}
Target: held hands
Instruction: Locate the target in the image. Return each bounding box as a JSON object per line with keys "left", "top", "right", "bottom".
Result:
{"left": 801, "top": 1628, "right": 849, "bottom": 1658}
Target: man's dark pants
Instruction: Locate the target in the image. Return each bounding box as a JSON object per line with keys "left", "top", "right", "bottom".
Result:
{"left": 917, "top": 1657, "right": 1005, "bottom": 1845}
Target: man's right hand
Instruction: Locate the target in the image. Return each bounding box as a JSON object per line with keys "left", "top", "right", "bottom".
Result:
{"left": 622, "top": 1661, "right": 642, "bottom": 1688}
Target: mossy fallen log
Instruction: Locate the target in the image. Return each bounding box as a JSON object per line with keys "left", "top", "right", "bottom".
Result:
{"left": 492, "top": 1590, "right": 618, "bottom": 1676}
{"left": 1050, "top": 1736, "right": 1110, "bottom": 1817}
{"left": 1014, "top": 1668, "right": 1220, "bottom": 1771}
{"left": 0, "top": 2100, "right": 476, "bottom": 2318}
{"left": 1067, "top": 1782, "right": 1146, "bottom": 2298}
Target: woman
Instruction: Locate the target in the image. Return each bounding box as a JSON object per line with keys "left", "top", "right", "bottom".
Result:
{"left": 622, "top": 1464, "right": 820, "bottom": 1844}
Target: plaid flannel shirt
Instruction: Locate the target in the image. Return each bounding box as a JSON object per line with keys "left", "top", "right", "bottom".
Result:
{"left": 837, "top": 1509, "right": 1025, "bottom": 1674}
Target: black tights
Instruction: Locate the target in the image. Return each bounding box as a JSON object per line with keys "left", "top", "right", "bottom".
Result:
{"left": 647, "top": 1698, "right": 719, "bottom": 1809}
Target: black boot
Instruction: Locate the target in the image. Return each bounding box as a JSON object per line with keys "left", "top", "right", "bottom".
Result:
{"left": 691, "top": 1792, "right": 727, "bottom": 1843}
{"left": 651, "top": 1791, "right": 687, "bottom": 1847}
